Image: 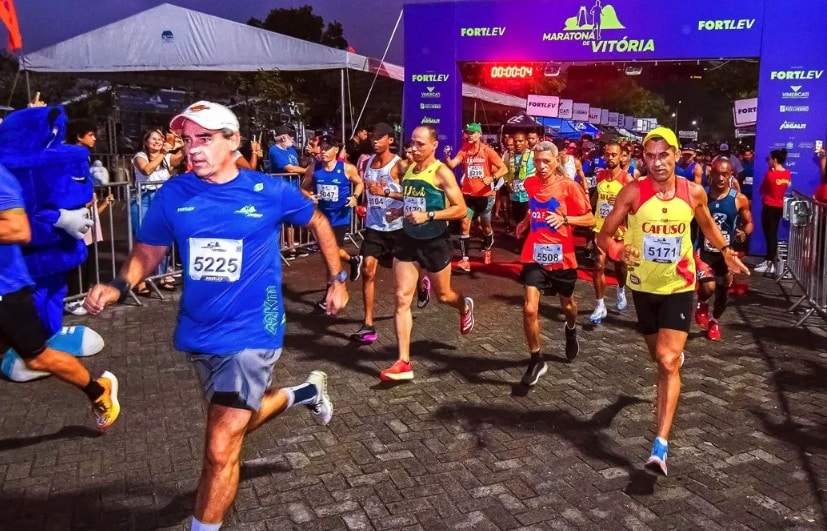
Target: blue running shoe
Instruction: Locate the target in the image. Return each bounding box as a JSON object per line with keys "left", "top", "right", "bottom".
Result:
{"left": 645, "top": 437, "right": 668, "bottom": 476}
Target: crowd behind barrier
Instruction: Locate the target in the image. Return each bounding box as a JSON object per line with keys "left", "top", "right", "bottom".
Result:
{"left": 62, "top": 169, "right": 366, "bottom": 303}
{"left": 779, "top": 191, "right": 827, "bottom": 327}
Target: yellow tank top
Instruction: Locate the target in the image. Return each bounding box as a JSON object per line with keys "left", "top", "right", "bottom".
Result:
{"left": 626, "top": 177, "right": 696, "bottom": 294}
{"left": 593, "top": 170, "right": 628, "bottom": 235}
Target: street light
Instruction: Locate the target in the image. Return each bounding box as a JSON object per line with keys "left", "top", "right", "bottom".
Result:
{"left": 674, "top": 100, "right": 682, "bottom": 131}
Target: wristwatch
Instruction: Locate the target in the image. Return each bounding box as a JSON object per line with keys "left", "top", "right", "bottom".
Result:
{"left": 330, "top": 270, "right": 347, "bottom": 284}
{"left": 428, "top": 211, "right": 436, "bottom": 221}
{"left": 384, "top": 189, "right": 391, "bottom": 197}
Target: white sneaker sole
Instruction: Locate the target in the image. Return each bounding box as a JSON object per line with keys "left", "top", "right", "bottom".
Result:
{"left": 307, "top": 371, "right": 333, "bottom": 425}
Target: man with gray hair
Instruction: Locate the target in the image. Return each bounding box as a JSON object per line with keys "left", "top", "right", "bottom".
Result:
{"left": 85, "top": 101, "right": 349, "bottom": 530}
{"left": 515, "top": 141, "right": 594, "bottom": 387}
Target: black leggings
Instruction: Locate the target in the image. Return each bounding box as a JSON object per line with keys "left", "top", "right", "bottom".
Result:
{"left": 761, "top": 205, "right": 783, "bottom": 262}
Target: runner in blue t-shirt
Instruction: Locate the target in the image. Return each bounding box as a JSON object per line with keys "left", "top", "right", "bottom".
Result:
{"left": 84, "top": 101, "right": 349, "bottom": 530}
{"left": 0, "top": 164, "right": 120, "bottom": 431}
{"left": 302, "top": 135, "right": 364, "bottom": 309}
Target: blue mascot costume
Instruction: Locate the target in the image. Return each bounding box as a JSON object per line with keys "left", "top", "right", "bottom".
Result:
{"left": 0, "top": 105, "right": 104, "bottom": 381}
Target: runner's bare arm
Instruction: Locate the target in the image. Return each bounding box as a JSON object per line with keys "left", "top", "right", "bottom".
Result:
{"left": 489, "top": 150, "right": 507, "bottom": 180}
{"left": 85, "top": 242, "right": 170, "bottom": 314}
{"left": 576, "top": 159, "right": 588, "bottom": 195}
{"left": 444, "top": 150, "right": 463, "bottom": 169}
{"left": 300, "top": 165, "right": 316, "bottom": 200}
{"left": 433, "top": 164, "right": 469, "bottom": 221}
{"left": 305, "top": 210, "right": 349, "bottom": 314}
{"left": 0, "top": 207, "right": 30, "bottom": 244}
{"left": 344, "top": 163, "right": 364, "bottom": 207}
{"left": 690, "top": 182, "right": 749, "bottom": 274}
{"left": 735, "top": 193, "right": 754, "bottom": 240}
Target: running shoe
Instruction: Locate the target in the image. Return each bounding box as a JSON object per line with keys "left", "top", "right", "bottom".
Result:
{"left": 564, "top": 323, "right": 579, "bottom": 361}
{"left": 92, "top": 371, "right": 120, "bottom": 431}
{"left": 694, "top": 302, "right": 709, "bottom": 329}
{"left": 416, "top": 276, "right": 431, "bottom": 309}
{"left": 753, "top": 260, "right": 771, "bottom": 273}
{"left": 306, "top": 370, "right": 333, "bottom": 425}
{"left": 616, "top": 287, "right": 628, "bottom": 312}
{"left": 283, "top": 250, "right": 297, "bottom": 261}
{"left": 380, "top": 359, "right": 414, "bottom": 381}
{"left": 679, "top": 352, "right": 685, "bottom": 368}
{"left": 707, "top": 319, "right": 721, "bottom": 341}
{"left": 350, "top": 324, "right": 378, "bottom": 344}
{"left": 316, "top": 296, "right": 327, "bottom": 311}
{"left": 460, "top": 297, "right": 475, "bottom": 335}
{"left": 589, "top": 303, "right": 607, "bottom": 324}
{"left": 64, "top": 301, "right": 88, "bottom": 316}
{"left": 350, "top": 255, "right": 364, "bottom": 281}
{"left": 521, "top": 359, "right": 548, "bottom": 386}
{"left": 483, "top": 233, "right": 495, "bottom": 251}
{"left": 297, "top": 247, "right": 310, "bottom": 257}
{"left": 645, "top": 437, "right": 669, "bottom": 476}
{"left": 456, "top": 258, "right": 471, "bottom": 273}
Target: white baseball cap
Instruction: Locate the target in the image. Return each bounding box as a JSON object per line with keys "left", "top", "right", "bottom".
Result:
{"left": 170, "top": 100, "right": 239, "bottom": 132}
{"left": 719, "top": 143, "right": 730, "bottom": 151}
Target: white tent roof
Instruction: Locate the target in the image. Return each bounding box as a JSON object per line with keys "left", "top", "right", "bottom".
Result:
{"left": 19, "top": 3, "right": 525, "bottom": 109}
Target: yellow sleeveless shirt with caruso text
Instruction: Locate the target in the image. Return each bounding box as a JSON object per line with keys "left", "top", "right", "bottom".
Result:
{"left": 626, "top": 177, "right": 696, "bottom": 295}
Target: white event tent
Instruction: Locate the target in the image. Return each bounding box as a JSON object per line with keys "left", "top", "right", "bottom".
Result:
{"left": 19, "top": 3, "right": 526, "bottom": 135}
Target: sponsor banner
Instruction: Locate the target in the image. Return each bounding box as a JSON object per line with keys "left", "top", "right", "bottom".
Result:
{"left": 751, "top": 0, "right": 827, "bottom": 256}
{"left": 600, "top": 109, "right": 609, "bottom": 125}
{"left": 678, "top": 130, "right": 698, "bottom": 140}
{"left": 588, "top": 107, "right": 601, "bottom": 124}
{"left": 558, "top": 99, "right": 574, "bottom": 119}
{"left": 733, "top": 97, "right": 758, "bottom": 126}
{"left": 558, "top": 100, "right": 574, "bottom": 120}
{"left": 573, "top": 102, "right": 590, "bottom": 121}
{"left": 624, "top": 116, "right": 635, "bottom": 129}
{"left": 446, "top": 0, "right": 763, "bottom": 61}
{"left": 608, "top": 112, "right": 619, "bottom": 127}
{"left": 526, "top": 94, "right": 560, "bottom": 117}
{"left": 734, "top": 127, "right": 756, "bottom": 138}
{"left": 617, "top": 113, "right": 625, "bottom": 128}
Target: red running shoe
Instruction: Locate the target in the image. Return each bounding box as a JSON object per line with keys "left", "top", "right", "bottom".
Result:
{"left": 694, "top": 302, "right": 709, "bottom": 330}
{"left": 379, "top": 360, "right": 413, "bottom": 381}
{"left": 707, "top": 319, "right": 721, "bottom": 341}
{"left": 460, "top": 297, "right": 475, "bottom": 335}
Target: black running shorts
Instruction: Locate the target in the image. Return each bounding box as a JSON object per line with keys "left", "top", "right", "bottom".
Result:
{"left": 522, "top": 264, "right": 578, "bottom": 298}
{"left": 360, "top": 228, "right": 401, "bottom": 261}
{"left": 393, "top": 231, "right": 452, "bottom": 273}
{"left": 0, "top": 286, "right": 50, "bottom": 359}
{"left": 630, "top": 290, "right": 694, "bottom": 335}
{"left": 698, "top": 250, "right": 729, "bottom": 285}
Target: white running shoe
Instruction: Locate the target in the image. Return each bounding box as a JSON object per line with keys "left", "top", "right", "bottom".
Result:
{"left": 306, "top": 371, "right": 333, "bottom": 425}
{"left": 616, "top": 288, "right": 628, "bottom": 312}
{"left": 753, "top": 261, "right": 771, "bottom": 273}
{"left": 590, "top": 304, "right": 607, "bottom": 324}
{"left": 64, "top": 301, "right": 88, "bottom": 316}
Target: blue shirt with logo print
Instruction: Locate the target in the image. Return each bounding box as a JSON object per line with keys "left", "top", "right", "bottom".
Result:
{"left": 137, "top": 169, "right": 315, "bottom": 354}
{"left": 0, "top": 166, "right": 33, "bottom": 296}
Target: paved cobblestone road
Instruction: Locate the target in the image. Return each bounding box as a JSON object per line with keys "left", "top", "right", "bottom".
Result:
{"left": 0, "top": 243, "right": 825, "bottom": 530}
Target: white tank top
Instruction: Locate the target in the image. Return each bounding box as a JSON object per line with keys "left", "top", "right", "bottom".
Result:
{"left": 563, "top": 157, "right": 576, "bottom": 180}
{"left": 363, "top": 154, "right": 403, "bottom": 232}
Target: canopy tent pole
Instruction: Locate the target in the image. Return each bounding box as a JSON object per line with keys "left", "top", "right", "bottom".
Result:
{"left": 353, "top": 8, "right": 403, "bottom": 132}
{"left": 6, "top": 69, "right": 20, "bottom": 108}
{"left": 340, "top": 69, "right": 346, "bottom": 143}
{"left": 24, "top": 69, "right": 30, "bottom": 103}
{"left": 473, "top": 100, "right": 477, "bottom": 122}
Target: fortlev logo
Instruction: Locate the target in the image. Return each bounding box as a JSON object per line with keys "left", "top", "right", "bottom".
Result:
{"left": 779, "top": 105, "right": 810, "bottom": 113}
{"left": 545, "top": 1, "right": 654, "bottom": 53}
{"left": 779, "top": 121, "right": 807, "bottom": 131}
{"left": 782, "top": 85, "right": 810, "bottom": 99}
{"left": 420, "top": 117, "right": 440, "bottom": 125}
{"left": 770, "top": 70, "right": 823, "bottom": 80}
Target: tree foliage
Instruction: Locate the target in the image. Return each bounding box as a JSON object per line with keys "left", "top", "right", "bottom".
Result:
{"left": 703, "top": 60, "right": 759, "bottom": 101}
{"left": 248, "top": 5, "right": 348, "bottom": 50}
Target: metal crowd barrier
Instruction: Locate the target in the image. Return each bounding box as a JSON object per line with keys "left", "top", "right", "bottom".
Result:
{"left": 778, "top": 191, "right": 827, "bottom": 327}
{"left": 63, "top": 170, "right": 366, "bottom": 304}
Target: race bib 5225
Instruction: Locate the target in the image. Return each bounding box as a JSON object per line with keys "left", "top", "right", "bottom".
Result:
{"left": 188, "top": 238, "right": 243, "bottom": 282}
